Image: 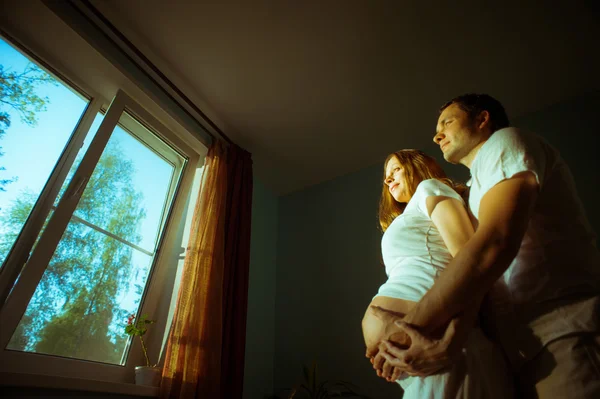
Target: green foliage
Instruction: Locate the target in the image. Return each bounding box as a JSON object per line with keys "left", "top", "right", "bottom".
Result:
{"left": 125, "top": 314, "right": 155, "bottom": 337}
{"left": 0, "top": 63, "right": 55, "bottom": 132}
{"left": 3, "top": 140, "right": 148, "bottom": 364}
{"left": 272, "top": 362, "right": 371, "bottom": 399}
{"left": 0, "top": 63, "right": 57, "bottom": 191}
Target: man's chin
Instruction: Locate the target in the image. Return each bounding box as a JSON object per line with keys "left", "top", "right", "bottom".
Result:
{"left": 442, "top": 152, "right": 459, "bottom": 164}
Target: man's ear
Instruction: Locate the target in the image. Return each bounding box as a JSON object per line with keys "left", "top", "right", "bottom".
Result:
{"left": 476, "top": 110, "right": 491, "bottom": 131}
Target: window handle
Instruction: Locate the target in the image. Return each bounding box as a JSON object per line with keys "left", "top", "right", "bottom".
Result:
{"left": 70, "top": 176, "right": 89, "bottom": 199}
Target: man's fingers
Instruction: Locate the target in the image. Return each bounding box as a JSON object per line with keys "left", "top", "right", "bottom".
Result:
{"left": 380, "top": 350, "right": 400, "bottom": 366}
{"left": 443, "top": 318, "right": 458, "bottom": 342}
{"left": 381, "top": 358, "right": 393, "bottom": 380}
{"left": 369, "top": 305, "right": 387, "bottom": 319}
{"left": 391, "top": 367, "right": 403, "bottom": 381}
{"left": 381, "top": 349, "right": 415, "bottom": 371}
{"left": 394, "top": 320, "right": 423, "bottom": 341}
{"left": 369, "top": 305, "right": 399, "bottom": 322}
{"left": 372, "top": 351, "right": 386, "bottom": 370}
{"left": 382, "top": 340, "right": 410, "bottom": 361}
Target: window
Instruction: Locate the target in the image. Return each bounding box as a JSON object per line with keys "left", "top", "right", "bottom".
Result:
{"left": 0, "top": 34, "right": 203, "bottom": 382}
{"left": 0, "top": 37, "right": 91, "bottom": 269}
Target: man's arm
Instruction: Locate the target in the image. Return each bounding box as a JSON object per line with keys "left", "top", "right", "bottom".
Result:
{"left": 369, "top": 294, "right": 482, "bottom": 380}
{"left": 403, "top": 172, "right": 539, "bottom": 332}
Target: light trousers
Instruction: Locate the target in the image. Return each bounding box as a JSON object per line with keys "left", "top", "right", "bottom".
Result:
{"left": 517, "top": 333, "right": 600, "bottom": 399}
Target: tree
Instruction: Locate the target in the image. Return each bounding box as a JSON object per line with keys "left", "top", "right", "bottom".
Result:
{"left": 0, "top": 63, "right": 56, "bottom": 191}
{"left": 3, "top": 140, "right": 147, "bottom": 364}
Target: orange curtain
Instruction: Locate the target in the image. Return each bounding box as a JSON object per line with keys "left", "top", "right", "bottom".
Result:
{"left": 160, "top": 140, "right": 253, "bottom": 399}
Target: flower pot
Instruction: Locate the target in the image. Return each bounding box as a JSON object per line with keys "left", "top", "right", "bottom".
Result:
{"left": 135, "top": 366, "right": 162, "bottom": 387}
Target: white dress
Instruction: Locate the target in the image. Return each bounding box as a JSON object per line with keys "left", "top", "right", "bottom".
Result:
{"left": 376, "top": 179, "right": 514, "bottom": 398}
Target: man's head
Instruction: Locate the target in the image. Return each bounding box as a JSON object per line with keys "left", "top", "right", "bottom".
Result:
{"left": 433, "top": 94, "right": 509, "bottom": 167}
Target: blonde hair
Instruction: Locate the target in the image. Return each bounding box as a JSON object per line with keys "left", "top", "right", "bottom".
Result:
{"left": 378, "top": 149, "right": 466, "bottom": 232}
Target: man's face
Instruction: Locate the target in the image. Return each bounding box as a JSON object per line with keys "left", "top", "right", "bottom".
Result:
{"left": 433, "top": 103, "right": 485, "bottom": 165}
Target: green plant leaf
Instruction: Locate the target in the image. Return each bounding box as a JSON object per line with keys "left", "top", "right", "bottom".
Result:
{"left": 311, "top": 361, "right": 317, "bottom": 394}
{"left": 302, "top": 365, "right": 310, "bottom": 385}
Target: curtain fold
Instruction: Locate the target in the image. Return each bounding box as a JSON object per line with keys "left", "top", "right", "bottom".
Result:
{"left": 160, "top": 140, "right": 253, "bottom": 399}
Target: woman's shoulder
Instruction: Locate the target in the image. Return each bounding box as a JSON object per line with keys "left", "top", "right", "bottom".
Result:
{"left": 415, "top": 179, "right": 459, "bottom": 197}
{"left": 412, "top": 179, "right": 464, "bottom": 211}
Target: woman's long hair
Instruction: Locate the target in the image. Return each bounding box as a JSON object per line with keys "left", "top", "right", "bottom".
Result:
{"left": 378, "top": 149, "right": 466, "bottom": 232}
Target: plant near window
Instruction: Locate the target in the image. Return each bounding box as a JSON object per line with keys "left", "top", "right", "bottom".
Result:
{"left": 125, "top": 313, "right": 156, "bottom": 367}
{"left": 267, "top": 362, "right": 370, "bottom": 399}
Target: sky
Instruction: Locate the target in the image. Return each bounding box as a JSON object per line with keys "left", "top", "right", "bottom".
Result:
{"left": 0, "top": 36, "right": 182, "bottom": 360}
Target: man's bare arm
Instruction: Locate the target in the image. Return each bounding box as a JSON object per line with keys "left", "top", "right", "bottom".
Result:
{"left": 403, "top": 172, "right": 539, "bottom": 332}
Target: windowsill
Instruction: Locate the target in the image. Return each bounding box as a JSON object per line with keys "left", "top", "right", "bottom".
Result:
{"left": 0, "top": 371, "right": 159, "bottom": 397}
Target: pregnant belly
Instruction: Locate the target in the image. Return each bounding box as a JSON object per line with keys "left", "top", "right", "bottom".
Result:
{"left": 370, "top": 295, "right": 417, "bottom": 315}
{"left": 362, "top": 296, "right": 416, "bottom": 355}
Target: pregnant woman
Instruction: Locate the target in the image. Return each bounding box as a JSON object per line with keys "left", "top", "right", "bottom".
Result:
{"left": 362, "top": 149, "right": 513, "bottom": 398}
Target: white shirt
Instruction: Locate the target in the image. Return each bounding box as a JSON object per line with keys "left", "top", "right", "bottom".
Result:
{"left": 377, "top": 179, "right": 464, "bottom": 302}
{"left": 468, "top": 127, "right": 600, "bottom": 366}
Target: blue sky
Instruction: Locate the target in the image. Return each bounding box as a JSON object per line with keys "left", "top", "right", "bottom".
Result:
{"left": 0, "top": 37, "right": 176, "bottom": 252}
{"left": 1, "top": 36, "right": 180, "bottom": 357}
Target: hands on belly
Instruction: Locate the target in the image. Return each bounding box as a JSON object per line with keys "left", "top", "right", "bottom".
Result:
{"left": 364, "top": 305, "right": 456, "bottom": 382}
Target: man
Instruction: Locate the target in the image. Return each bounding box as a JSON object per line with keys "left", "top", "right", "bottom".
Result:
{"left": 368, "top": 94, "right": 600, "bottom": 397}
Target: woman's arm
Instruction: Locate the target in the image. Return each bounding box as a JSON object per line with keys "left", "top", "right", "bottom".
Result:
{"left": 374, "top": 196, "right": 483, "bottom": 380}
{"left": 404, "top": 175, "right": 538, "bottom": 331}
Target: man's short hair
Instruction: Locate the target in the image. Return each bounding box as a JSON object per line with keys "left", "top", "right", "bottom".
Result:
{"left": 440, "top": 93, "right": 509, "bottom": 133}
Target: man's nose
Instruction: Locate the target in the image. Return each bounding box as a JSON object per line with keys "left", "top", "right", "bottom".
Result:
{"left": 433, "top": 131, "right": 444, "bottom": 145}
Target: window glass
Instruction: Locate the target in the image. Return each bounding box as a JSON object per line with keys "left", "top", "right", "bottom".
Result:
{"left": 7, "top": 111, "right": 184, "bottom": 365}
{"left": 0, "top": 37, "right": 89, "bottom": 268}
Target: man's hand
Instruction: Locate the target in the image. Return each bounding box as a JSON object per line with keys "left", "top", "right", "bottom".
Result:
{"left": 373, "top": 318, "right": 459, "bottom": 381}
{"left": 365, "top": 305, "right": 410, "bottom": 359}
{"left": 365, "top": 305, "right": 411, "bottom": 382}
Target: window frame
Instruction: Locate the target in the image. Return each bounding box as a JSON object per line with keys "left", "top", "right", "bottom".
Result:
{"left": 0, "top": 29, "right": 205, "bottom": 385}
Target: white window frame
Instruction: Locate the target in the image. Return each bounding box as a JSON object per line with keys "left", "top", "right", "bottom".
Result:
{"left": 0, "top": 30, "right": 205, "bottom": 387}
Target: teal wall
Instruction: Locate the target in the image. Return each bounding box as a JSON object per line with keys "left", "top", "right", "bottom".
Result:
{"left": 244, "top": 178, "right": 279, "bottom": 399}
{"left": 274, "top": 165, "right": 400, "bottom": 399}
{"left": 513, "top": 90, "right": 600, "bottom": 246}
{"left": 270, "top": 91, "right": 600, "bottom": 399}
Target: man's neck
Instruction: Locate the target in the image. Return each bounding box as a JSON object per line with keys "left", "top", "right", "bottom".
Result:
{"left": 460, "top": 140, "right": 488, "bottom": 169}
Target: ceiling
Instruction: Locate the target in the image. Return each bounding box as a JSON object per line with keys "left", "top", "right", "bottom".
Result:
{"left": 90, "top": 0, "right": 600, "bottom": 195}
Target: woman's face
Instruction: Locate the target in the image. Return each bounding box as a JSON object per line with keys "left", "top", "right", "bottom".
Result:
{"left": 384, "top": 156, "right": 410, "bottom": 203}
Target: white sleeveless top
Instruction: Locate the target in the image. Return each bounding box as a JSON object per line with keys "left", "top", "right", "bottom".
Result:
{"left": 376, "top": 179, "right": 464, "bottom": 302}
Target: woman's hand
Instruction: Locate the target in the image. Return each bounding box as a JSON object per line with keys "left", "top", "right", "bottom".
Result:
{"left": 364, "top": 305, "right": 410, "bottom": 358}
{"left": 373, "top": 318, "right": 459, "bottom": 381}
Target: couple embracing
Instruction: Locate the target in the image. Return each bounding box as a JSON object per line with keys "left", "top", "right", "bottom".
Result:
{"left": 362, "top": 94, "right": 600, "bottom": 398}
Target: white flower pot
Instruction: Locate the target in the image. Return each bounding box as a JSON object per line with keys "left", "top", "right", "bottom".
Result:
{"left": 135, "top": 366, "right": 162, "bottom": 387}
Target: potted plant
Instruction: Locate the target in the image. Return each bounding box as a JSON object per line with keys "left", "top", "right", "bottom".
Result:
{"left": 267, "top": 362, "right": 370, "bottom": 399}
{"left": 125, "top": 313, "right": 161, "bottom": 387}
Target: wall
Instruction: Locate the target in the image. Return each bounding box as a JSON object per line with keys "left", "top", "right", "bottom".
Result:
{"left": 274, "top": 165, "right": 400, "bottom": 399}
{"left": 513, "top": 90, "right": 600, "bottom": 246}
{"left": 272, "top": 91, "right": 600, "bottom": 399}
{"left": 244, "top": 178, "right": 279, "bottom": 399}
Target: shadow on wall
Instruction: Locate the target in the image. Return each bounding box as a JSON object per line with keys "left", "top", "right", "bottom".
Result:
{"left": 513, "top": 90, "right": 600, "bottom": 247}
